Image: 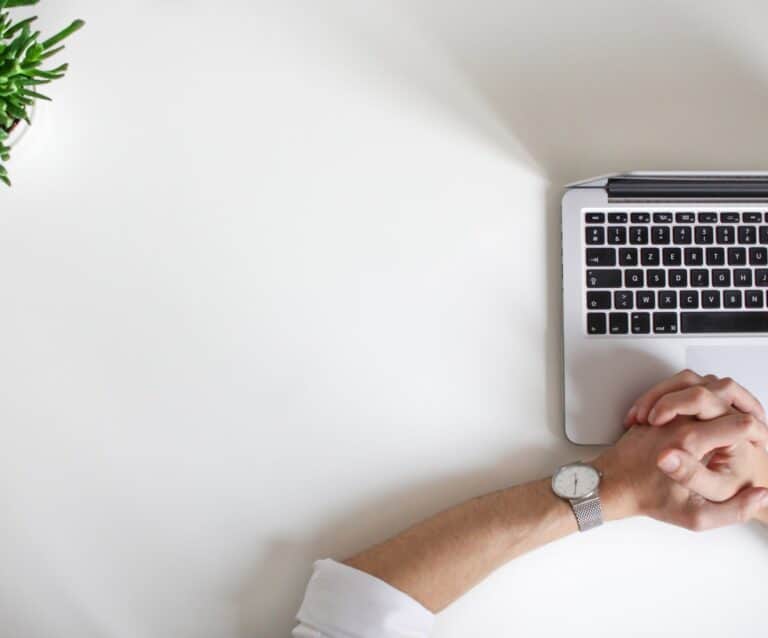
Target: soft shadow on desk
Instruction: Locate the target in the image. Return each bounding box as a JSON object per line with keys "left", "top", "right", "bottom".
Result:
{"left": 394, "top": 0, "right": 768, "bottom": 435}
{"left": 402, "top": 0, "right": 768, "bottom": 181}
{"left": 237, "top": 444, "right": 569, "bottom": 637}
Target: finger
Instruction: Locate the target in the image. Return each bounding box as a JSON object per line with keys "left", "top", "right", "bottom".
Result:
{"left": 705, "top": 376, "right": 766, "bottom": 423}
{"left": 657, "top": 448, "right": 739, "bottom": 502}
{"left": 647, "top": 385, "right": 730, "bottom": 426}
{"left": 685, "top": 487, "right": 768, "bottom": 531}
{"left": 624, "top": 369, "right": 706, "bottom": 427}
{"left": 673, "top": 413, "right": 768, "bottom": 459}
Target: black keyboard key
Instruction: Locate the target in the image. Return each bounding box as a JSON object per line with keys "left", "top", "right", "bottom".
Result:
{"left": 654, "top": 312, "right": 678, "bottom": 334}
{"left": 756, "top": 269, "right": 768, "bottom": 286}
{"left": 721, "top": 212, "right": 740, "bottom": 223}
{"left": 676, "top": 212, "right": 695, "bottom": 223}
{"left": 724, "top": 290, "right": 742, "bottom": 308}
{"left": 646, "top": 269, "right": 665, "bottom": 287}
{"left": 608, "top": 212, "right": 627, "bottom": 224}
{"left": 629, "top": 226, "right": 649, "bottom": 245}
{"left": 587, "top": 312, "right": 607, "bottom": 334}
{"left": 739, "top": 226, "right": 757, "bottom": 244}
{"left": 653, "top": 212, "right": 673, "bottom": 223}
{"left": 587, "top": 269, "right": 621, "bottom": 288}
{"left": 662, "top": 247, "right": 681, "bottom": 266}
{"left": 680, "top": 291, "right": 699, "bottom": 309}
{"left": 750, "top": 247, "right": 768, "bottom": 265}
{"left": 614, "top": 291, "right": 633, "bottom": 310}
{"left": 607, "top": 226, "right": 627, "bottom": 245}
{"left": 586, "top": 226, "right": 604, "bottom": 245}
{"left": 681, "top": 311, "right": 768, "bottom": 333}
{"left": 701, "top": 290, "right": 721, "bottom": 308}
{"left": 706, "top": 247, "right": 725, "bottom": 265}
{"left": 624, "top": 269, "right": 643, "bottom": 288}
{"left": 698, "top": 212, "right": 717, "bottom": 223}
{"left": 631, "top": 312, "right": 651, "bottom": 334}
{"left": 728, "top": 247, "right": 746, "bottom": 265}
{"left": 585, "top": 212, "right": 605, "bottom": 223}
{"left": 734, "top": 269, "right": 752, "bottom": 287}
{"left": 668, "top": 269, "right": 687, "bottom": 287}
{"left": 746, "top": 290, "right": 764, "bottom": 308}
{"left": 631, "top": 213, "right": 650, "bottom": 223}
{"left": 636, "top": 291, "right": 655, "bottom": 309}
{"left": 641, "top": 248, "right": 660, "bottom": 265}
{"left": 586, "top": 248, "right": 616, "bottom": 266}
{"left": 609, "top": 312, "right": 629, "bottom": 334}
{"left": 673, "top": 226, "right": 692, "bottom": 244}
{"left": 651, "top": 226, "right": 670, "bottom": 244}
{"left": 760, "top": 226, "right": 768, "bottom": 244}
{"left": 659, "top": 291, "right": 677, "bottom": 309}
{"left": 618, "top": 247, "right": 638, "bottom": 266}
{"left": 690, "top": 269, "right": 709, "bottom": 287}
{"left": 684, "top": 247, "right": 703, "bottom": 266}
{"left": 712, "top": 269, "right": 731, "bottom": 287}
{"left": 744, "top": 213, "right": 762, "bottom": 223}
{"left": 587, "top": 291, "right": 611, "bottom": 310}
{"left": 695, "top": 226, "right": 714, "bottom": 244}
{"left": 716, "top": 226, "right": 735, "bottom": 244}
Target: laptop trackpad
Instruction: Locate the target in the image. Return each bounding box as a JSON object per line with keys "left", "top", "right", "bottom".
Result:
{"left": 686, "top": 346, "right": 768, "bottom": 407}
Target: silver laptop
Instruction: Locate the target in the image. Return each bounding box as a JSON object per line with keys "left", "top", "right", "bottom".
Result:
{"left": 562, "top": 172, "right": 768, "bottom": 444}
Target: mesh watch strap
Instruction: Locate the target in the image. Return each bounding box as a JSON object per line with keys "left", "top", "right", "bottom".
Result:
{"left": 570, "top": 495, "right": 603, "bottom": 531}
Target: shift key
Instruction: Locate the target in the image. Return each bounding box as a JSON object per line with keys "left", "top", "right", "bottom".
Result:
{"left": 586, "top": 269, "right": 621, "bottom": 288}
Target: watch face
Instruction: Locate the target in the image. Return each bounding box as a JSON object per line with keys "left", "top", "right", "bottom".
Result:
{"left": 552, "top": 464, "right": 600, "bottom": 499}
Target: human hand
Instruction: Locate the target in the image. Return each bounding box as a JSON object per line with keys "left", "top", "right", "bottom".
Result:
{"left": 594, "top": 413, "right": 768, "bottom": 531}
{"left": 623, "top": 368, "right": 766, "bottom": 428}
{"left": 619, "top": 369, "right": 768, "bottom": 525}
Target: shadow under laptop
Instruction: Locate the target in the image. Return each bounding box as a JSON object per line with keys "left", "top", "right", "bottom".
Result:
{"left": 401, "top": 0, "right": 768, "bottom": 185}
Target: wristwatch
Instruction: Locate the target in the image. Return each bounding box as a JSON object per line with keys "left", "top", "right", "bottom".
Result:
{"left": 551, "top": 462, "right": 604, "bottom": 531}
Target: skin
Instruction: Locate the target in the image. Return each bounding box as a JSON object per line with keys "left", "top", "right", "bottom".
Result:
{"left": 345, "top": 372, "right": 768, "bottom": 612}
{"left": 624, "top": 368, "right": 768, "bottom": 525}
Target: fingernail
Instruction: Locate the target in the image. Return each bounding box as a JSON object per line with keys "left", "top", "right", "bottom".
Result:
{"left": 624, "top": 405, "right": 637, "bottom": 425}
{"left": 647, "top": 407, "right": 657, "bottom": 423}
{"left": 761, "top": 493, "right": 768, "bottom": 508}
{"left": 658, "top": 453, "right": 681, "bottom": 472}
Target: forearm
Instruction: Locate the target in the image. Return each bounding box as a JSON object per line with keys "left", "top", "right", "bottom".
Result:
{"left": 344, "top": 472, "right": 631, "bottom": 612}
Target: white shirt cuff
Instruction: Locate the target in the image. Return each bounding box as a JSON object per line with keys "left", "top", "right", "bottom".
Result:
{"left": 293, "top": 559, "right": 435, "bottom": 638}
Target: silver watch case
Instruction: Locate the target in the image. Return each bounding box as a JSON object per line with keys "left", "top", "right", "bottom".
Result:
{"left": 551, "top": 462, "right": 602, "bottom": 499}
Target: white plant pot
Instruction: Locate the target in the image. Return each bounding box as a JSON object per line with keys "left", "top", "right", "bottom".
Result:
{"left": 4, "top": 104, "right": 35, "bottom": 149}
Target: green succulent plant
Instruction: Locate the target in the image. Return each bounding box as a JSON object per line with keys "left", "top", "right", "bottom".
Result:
{"left": 0, "top": 0, "right": 84, "bottom": 186}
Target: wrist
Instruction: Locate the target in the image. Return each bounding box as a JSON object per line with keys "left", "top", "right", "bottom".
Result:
{"left": 592, "top": 454, "right": 641, "bottom": 521}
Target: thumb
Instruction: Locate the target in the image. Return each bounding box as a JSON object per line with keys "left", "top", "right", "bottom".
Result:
{"left": 687, "top": 487, "right": 768, "bottom": 531}
{"left": 657, "top": 448, "right": 739, "bottom": 502}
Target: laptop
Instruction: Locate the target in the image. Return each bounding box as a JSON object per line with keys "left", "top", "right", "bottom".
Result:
{"left": 562, "top": 172, "right": 768, "bottom": 444}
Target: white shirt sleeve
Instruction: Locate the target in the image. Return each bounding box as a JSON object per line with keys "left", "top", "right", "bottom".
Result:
{"left": 293, "top": 559, "right": 435, "bottom": 638}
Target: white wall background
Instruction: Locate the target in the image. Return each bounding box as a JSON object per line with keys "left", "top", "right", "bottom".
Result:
{"left": 1, "top": 1, "right": 768, "bottom": 637}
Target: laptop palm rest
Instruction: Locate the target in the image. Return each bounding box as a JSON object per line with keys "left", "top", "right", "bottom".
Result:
{"left": 686, "top": 346, "right": 768, "bottom": 409}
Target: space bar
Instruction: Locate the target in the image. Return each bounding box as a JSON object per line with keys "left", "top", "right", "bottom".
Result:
{"left": 681, "top": 312, "right": 768, "bottom": 333}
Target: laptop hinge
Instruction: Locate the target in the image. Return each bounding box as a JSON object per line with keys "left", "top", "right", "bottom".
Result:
{"left": 607, "top": 176, "right": 768, "bottom": 202}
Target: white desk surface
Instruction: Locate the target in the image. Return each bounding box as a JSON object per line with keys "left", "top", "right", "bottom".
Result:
{"left": 3, "top": 1, "right": 767, "bottom": 636}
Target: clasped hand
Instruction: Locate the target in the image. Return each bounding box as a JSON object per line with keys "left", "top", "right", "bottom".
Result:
{"left": 596, "top": 369, "right": 768, "bottom": 531}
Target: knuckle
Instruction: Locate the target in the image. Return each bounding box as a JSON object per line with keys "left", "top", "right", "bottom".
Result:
{"left": 679, "top": 369, "right": 700, "bottom": 384}
{"left": 691, "top": 386, "right": 710, "bottom": 402}
{"left": 736, "top": 413, "right": 756, "bottom": 432}
{"left": 678, "top": 429, "right": 698, "bottom": 451}
{"left": 719, "top": 377, "right": 737, "bottom": 392}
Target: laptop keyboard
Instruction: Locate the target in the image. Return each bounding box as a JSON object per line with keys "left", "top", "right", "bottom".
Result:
{"left": 583, "top": 209, "right": 768, "bottom": 335}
